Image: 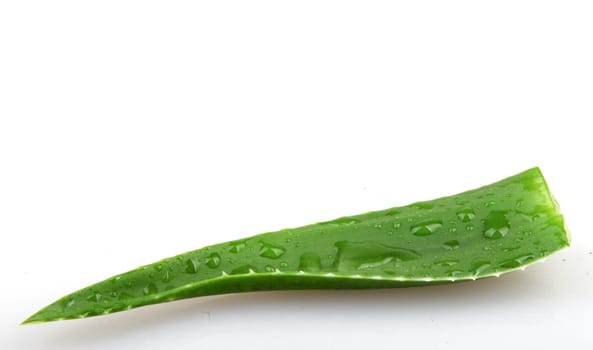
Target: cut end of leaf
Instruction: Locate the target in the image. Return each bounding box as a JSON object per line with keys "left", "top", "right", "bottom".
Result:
{"left": 533, "top": 166, "right": 571, "bottom": 248}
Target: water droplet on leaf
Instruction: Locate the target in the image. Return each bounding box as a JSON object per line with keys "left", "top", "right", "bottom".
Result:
{"left": 434, "top": 259, "right": 459, "bottom": 267}
{"left": 86, "top": 292, "right": 103, "bottom": 302}
{"left": 185, "top": 258, "right": 200, "bottom": 274}
{"left": 447, "top": 270, "right": 464, "bottom": 277}
{"left": 411, "top": 220, "right": 443, "bottom": 236}
{"left": 143, "top": 283, "right": 158, "bottom": 295}
{"left": 206, "top": 252, "right": 221, "bottom": 268}
{"left": 443, "top": 240, "right": 460, "bottom": 250}
{"left": 259, "top": 241, "right": 286, "bottom": 259}
{"left": 335, "top": 241, "right": 421, "bottom": 271}
{"left": 456, "top": 209, "right": 476, "bottom": 222}
{"left": 299, "top": 253, "right": 322, "bottom": 272}
{"left": 162, "top": 270, "right": 172, "bottom": 282}
{"left": 228, "top": 240, "right": 247, "bottom": 253}
{"left": 483, "top": 211, "right": 511, "bottom": 239}
{"left": 470, "top": 259, "right": 491, "bottom": 275}
{"left": 498, "top": 254, "right": 535, "bottom": 268}
{"left": 320, "top": 217, "right": 362, "bottom": 225}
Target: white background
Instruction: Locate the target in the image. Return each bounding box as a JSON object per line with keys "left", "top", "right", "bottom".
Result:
{"left": 1, "top": 1, "right": 592, "bottom": 349}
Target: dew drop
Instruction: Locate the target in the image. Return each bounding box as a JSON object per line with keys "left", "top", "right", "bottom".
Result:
{"left": 466, "top": 224, "right": 475, "bottom": 231}
{"left": 320, "top": 217, "right": 362, "bottom": 225}
{"left": 470, "top": 259, "right": 491, "bottom": 276}
{"left": 259, "top": 241, "right": 286, "bottom": 259}
{"left": 206, "top": 252, "right": 221, "bottom": 268}
{"left": 483, "top": 211, "right": 510, "bottom": 239}
{"left": 279, "top": 261, "right": 288, "bottom": 268}
{"left": 299, "top": 253, "right": 322, "bottom": 272}
{"left": 373, "top": 224, "right": 383, "bottom": 229}
{"left": 456, "top": 209, "right": 476, "bottom": 222}
{"left": 447, "top": 270, "right": 464, "bottom": 277}
{"left": 484, "top": 226, "right": 509, "bottom": 239}
{"left": 162, "top": 270, "right": 172, "bottom": 283}
{"left": 228, "top": 240, "right": 247, "bottom": 253}
{"left": 264, "top": 265, "right": 275, "bottom": 272}
{"left": 143, "top": 283, "right": 158, "bottom": 295}
{"left": 155, "top": 264, "right": 163, "bottom": 271}
{"left": 443, "top": 240, "right": 460, "bottom": 251}
{"left": 334, "top": 241, "right": 421, "bottom": 272}
{"left": 502, "top": 245, "right": 520, "bottom": 252}
{"left": 393, "top": 222, "right": 401, "bottom": 229}
{"left": 434, "top": 259, "right": 459, "bottom": 267}
{"left": 86, "top": 292, "right": 103, "bottom": 302}
{"left": 498, "top": 254, "right": 535, "bottom": 268}
{"left": 410, "top": 220, "right": 443, "bottom": 236}
{"left": 185, "top": 258, "right": 200, "bottom": 274}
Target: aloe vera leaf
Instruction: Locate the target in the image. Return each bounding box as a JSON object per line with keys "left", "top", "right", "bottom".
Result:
{"left": 23, "top": 167, "right": 569, "bottom": 324}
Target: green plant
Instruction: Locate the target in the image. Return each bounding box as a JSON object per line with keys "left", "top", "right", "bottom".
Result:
{"left": 23, "top": 167, "right": 569, "bottom": 324}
